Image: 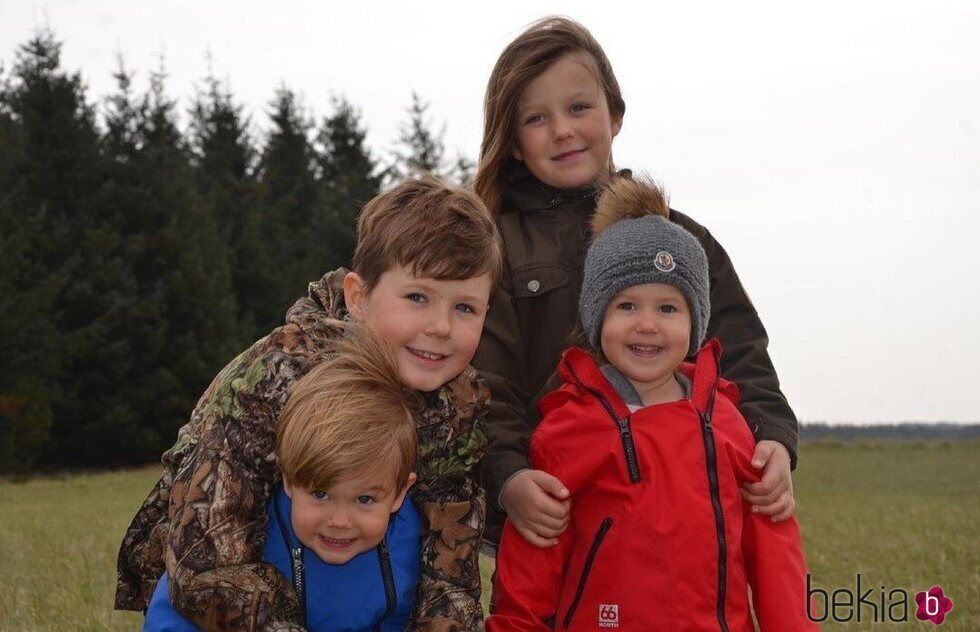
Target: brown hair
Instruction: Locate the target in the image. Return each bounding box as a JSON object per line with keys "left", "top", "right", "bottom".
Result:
{"left": 352, "top": 176, "right": 502, "bottom": 292}
{"left": 474, "top": 16, "right": 626, "bottom": 215}
{"left": 591, "top": 175, "right": 669, "bottom": 237}
{"left": 276, "top": 325, "right": 416, "bottom": 492}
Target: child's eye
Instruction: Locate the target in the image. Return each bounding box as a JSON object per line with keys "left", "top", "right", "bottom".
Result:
{"left": 405, "top": 292, "right": 426, "bottom": 304}
{"left": 455, "top": 302, "right": 477, "bottom": 315}
{"left": 523, "top": 113, "right": 544, "bottom": 125}
{"left": 570, "top": 102, "right": 590, "bottom": 113}
{"left": 356, "top": 495, "right": 376, "bottom": 505}
{"left": 659, "top": 304, "right": 678, "bottom": 314}
{"left": 311, "top": 490, "right": 329, "bottom": 500}
{"left": 616, "top": 301, "right": 636, "bottom": 311}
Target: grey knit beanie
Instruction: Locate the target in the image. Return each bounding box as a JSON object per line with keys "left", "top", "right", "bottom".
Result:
{"left": 579, "top": 188, "right": 710, "bottom": 358}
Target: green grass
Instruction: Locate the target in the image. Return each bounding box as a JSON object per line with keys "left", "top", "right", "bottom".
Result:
{"left": 1, "top": 442, "right": 977, "bottom": 631}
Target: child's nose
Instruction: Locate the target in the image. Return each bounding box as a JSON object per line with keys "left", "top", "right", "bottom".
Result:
{"left": 551, "top": 115, "right": 574, "bottom": 140}
{"left": 636, "top": 313, "right": 659, "bottom": 333}
{"left": 425, "top": 309, "right": 452, "bottom": 338}
{"left": 325, "top": 506, "right": 353, "bottom": 529}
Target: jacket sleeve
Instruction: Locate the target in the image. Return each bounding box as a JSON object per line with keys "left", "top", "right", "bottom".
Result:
{"left": 164, "top": 333, "right": 307, "bottom": 632}
{"left": 473, "top": 257, "right": 534, "bottom": 509}
{"left": 407, "top": 369, "right": 489, "bottom": 631}
{"left": 672, "top": 210, "right": 800, "bottom": 466}
{"left": 487, "top": 442, "right": 572, "bottom": 632}
{"left": 741, "top": 510, "right": 817, "bottom": 630}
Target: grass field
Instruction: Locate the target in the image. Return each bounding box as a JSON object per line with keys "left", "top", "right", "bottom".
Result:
{"left": 1, "top": 441, "right": 977, "bottom": 631}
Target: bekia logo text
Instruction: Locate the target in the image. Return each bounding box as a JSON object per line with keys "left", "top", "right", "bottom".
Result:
{"left": 808, "top": 575, "right": 953, "bottom": 625}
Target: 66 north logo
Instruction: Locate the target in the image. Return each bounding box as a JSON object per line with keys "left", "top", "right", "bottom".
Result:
{"left": 598, "top": 604, "right": 619, "bottom": 628}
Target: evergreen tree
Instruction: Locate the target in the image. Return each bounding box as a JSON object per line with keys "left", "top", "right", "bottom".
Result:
{"left": 113, "top": 66, "right": 240, "bottom": 459}
{"left": 314, "top": 96, "right": 382, "bottom": 271}
{"left": 0, "top": 30, "right": 140, "bottom": 468}
{"left": 390, "top": 92, "right": 473, "bottom": 185}
{"left": 188, "top": 73, "right": 261, "bottom": 343}
{"left": 0, "top": 83, "right": 57, "bottom": 471}
{"left": 253, "top": 87, "right": 321, "bottom": 328}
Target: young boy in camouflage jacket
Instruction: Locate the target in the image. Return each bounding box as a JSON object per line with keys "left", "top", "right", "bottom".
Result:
{"left": 115, "top": 177, "right": 503, "bottom": 632}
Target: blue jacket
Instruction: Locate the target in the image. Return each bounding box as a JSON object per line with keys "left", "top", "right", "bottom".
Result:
{"left": 144, "top": 487, "right": 422, "bottom": 631}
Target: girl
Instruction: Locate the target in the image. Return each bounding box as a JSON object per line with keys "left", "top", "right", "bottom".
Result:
{"left": 487, "top": 177, "right": 816, "bottom": 631}
{"left": 472, "top": 16, "right": 798, "bottom": 549}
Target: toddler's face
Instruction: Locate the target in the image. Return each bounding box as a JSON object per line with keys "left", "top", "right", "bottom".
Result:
{"left": 285, "top": 469, "right": 416, "bottom": 565}
{"left": 345, "top": 265, "right": 493, "bottom": 392}
{"left": 512, "top": 50, "right": 621, "bottom": 190}
{"left": 600, "top": 283, "right": 691, "bottom": 406}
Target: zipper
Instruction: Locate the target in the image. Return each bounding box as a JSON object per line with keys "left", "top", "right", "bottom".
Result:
{"left": 273, "top": 495, "right": 307, "bottom": 627}
{"left": 562, "top": 517, "right": 613, "bottom": 629}
{"left": 699, "top": 407, "right": 730, "bottom": 632}
{"left": 566, "top": 362, "right": 641, "bottom": 483}
{"left": 374, "top": 536, "right": 396, "bottom": 631}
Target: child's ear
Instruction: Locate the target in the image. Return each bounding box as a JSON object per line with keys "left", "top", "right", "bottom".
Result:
{"left": 343, "top": 271, "right": 368, "bottom": 321}
{"left": 283, "top": 479, "right": 295, "bottom": 500}
{"left": 390, "top": 472, "right": 417, "bottom": 513}
{"left": 511, "top": 144, "right": 524, "bottom": 162}
{"left": 611, "top": 113, "right": 623, "bottom": 139}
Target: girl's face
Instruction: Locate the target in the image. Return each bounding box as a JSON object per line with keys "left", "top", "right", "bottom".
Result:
{"left": 600, "top": 283, "right": 690, "bottom": 406}
{"left": 512, "top": 51, "right": 622, "bottom": 190}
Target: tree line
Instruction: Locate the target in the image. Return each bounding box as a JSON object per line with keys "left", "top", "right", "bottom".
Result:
{"left": 0, "top": 31, "right": 470, "bottom": 473}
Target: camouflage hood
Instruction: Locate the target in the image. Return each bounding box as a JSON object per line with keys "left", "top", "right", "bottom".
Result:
{"left": 285, "top": 267, "right": 350, "bottom": 324}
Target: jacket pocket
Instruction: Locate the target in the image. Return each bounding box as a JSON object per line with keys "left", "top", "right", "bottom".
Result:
{"left": 511, "top": 264, "right": 569, "bottom": 299}
{"left": 562, "top": 517, "right": 613, "bottom": 629}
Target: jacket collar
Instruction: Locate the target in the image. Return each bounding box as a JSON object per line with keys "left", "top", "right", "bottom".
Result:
{"left": 555, "top": 341, "right": 739, "bottom": 417}
{"left": 501, "top": 167, "right": 603, "bottom": 214}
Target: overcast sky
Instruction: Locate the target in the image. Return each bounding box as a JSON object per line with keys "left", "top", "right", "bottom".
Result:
{"left": 4, "top": 1, "right": 978, "bottom": 424}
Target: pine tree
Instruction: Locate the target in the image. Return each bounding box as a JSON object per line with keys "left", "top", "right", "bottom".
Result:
{"left": 0, "top": 30, "right": 142, "bottom": 468}
{"left": 116, "top": 66, "right": 240, "bottom": 459}
{"left": 188, "top": 73, "right": 260, "bottom": 342}
{"left": 390, "top": 92, "right": 474, "bottom": 186}
{"left": 314, "top": 96, "right": 382, "bottom": 271}
{"left": 253, "top": 87, "right": 321, "bottom": 328}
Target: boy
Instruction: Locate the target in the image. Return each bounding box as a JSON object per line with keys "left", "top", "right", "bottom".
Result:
{"left": 116, "top": 177, "right": 502, "bottom": 631}
{"left": 488, "top": 178, "right": 814, "bottom": 631}
{"left": 145, "top": 330, "right": 423, "bottom": 630}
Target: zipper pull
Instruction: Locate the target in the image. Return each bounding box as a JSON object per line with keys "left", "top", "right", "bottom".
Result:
{"left": 699, "top": 410, "right": 712, "bottom": 428}
{"left": 291, "top": 546, "right": 304, "bottom": 572}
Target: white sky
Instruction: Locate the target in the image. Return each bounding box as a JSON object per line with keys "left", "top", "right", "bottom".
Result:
{"left": 4, "top": 0, "right": 979, "bottom": 424}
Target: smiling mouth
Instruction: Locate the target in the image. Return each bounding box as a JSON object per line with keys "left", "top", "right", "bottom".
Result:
{"left": 628, "top": 344, "right": 664, "bottom": 356}
{"left": 407, "top": 347, "right": 447, "bottom": 362}
{"left": 318, "top": 535, "right": 356, "bottom": 548}
{"left": 552, "top": 149, "right": 585, "bottom": 161}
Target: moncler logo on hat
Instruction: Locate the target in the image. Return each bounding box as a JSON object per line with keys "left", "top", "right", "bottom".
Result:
{"left": 654, "top": 251, "right": 675, "bottom": 273}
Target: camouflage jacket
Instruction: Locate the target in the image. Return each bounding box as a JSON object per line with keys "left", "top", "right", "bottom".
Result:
{"left": 116, "top": 269, "right": 488, "bottom": 631}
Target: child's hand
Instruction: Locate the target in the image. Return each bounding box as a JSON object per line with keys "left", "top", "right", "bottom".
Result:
{"left": 500, "top": 469, "right": 571, "bottom": 548}
{"left": 741, "top": 440, "right": 795, "bottom": 522}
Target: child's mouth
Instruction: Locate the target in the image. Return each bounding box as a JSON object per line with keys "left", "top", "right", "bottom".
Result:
{"left": 628, "top": 344, "right": 663, "bottom": 357}
{"left": 553, "top": 149, "right": 585, "bottom": 161}
{"left": 407, "top": 347, "right": 447, "bottom": 363}
{"left": 318, "top": 535, "right": 356, "bottom": 549}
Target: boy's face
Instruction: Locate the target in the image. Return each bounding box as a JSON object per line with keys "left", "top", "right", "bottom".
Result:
{"left": 284, "top": 470, "right": 416, "bottom": 565}
{"left": 512, "top": 50, "right": 622, "bottom": 190}
{"left": 344, "top": 265, "right": 493, "bottom": 392}
{"left": 600, "top": 283, "right": 691, "bottom": 405}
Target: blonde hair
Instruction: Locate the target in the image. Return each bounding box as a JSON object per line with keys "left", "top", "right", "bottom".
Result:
{"left": 474, "top": 16, "right": 626, "bottom": 215}
{"left": 276, "top": 326, "right": 416, "bottom": 491}
{"left": 352, "top": 176, "right": 502, "bottom": 292}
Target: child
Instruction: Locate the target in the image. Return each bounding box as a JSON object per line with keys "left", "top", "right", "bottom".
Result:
{"left": 488, "top": 178, "right": 815, "bottom": 631}
{"left": 472, "top": 17, "right": 799, "bottom": 549}
{"left": 116, "top": 177, "right": 502, "bottom": 631}
{"left": 145, "top": 329, "right": 423, "bottom": 631}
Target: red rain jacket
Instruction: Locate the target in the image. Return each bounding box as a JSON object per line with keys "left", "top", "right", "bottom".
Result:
{"left": 489, "top": 340, "right": 816, "bottom": 631}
